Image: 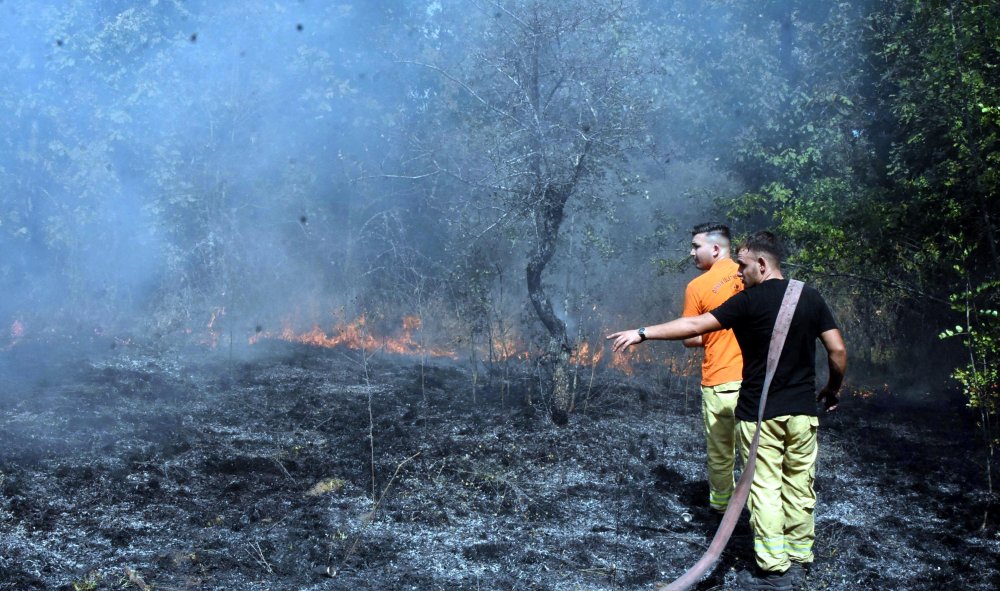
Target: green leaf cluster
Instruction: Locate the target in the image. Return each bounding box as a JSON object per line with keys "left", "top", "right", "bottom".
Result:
{"left": 940, "top": 278, "right": 1000, "bottom": 454}
{"left": 716, "top": 1, "right": 997, "bottom": 365}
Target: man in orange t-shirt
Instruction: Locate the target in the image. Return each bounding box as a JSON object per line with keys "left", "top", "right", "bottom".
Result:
{"left": 682, "top": 223, "right": 744, "bottom": 513}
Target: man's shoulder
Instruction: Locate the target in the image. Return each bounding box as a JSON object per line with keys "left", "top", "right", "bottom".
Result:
{"left": 685, "top": 268, "right": 712, "bottom": 297}
{"left": 800, "top": 282, "right": 835, "bottom": 313}
{"left": 690, "top": 259, "right": 741, "bottom": 290}
{"left": 710, "top": 260, "right": 743, "bottom": 297}
{"left": 739, "top": 279, "right": 783, "bottom": 307}
{"left": 801, "top": 282, "right": 825, "bottom": 297}
{"left": 709, "top": 283, "right": 749, "bottom": 324}
{"left": 794, "top": 282, "right": 828, "bottom": 304}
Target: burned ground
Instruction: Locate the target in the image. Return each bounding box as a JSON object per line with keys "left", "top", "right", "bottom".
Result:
{"left": 0, "top": 339, "right": 998, "bottom": 591}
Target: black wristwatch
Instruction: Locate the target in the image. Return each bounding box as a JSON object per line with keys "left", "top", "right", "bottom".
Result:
{"left": 638, "top": 327, "right": 647, "bottom": 342}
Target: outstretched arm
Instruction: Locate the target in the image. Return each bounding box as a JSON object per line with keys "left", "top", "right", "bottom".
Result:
{"left": 817, "top": 328, "right": 847, "bottom": 411}
{"left": 606, "top": 313, "right": 722, "bottom": 353}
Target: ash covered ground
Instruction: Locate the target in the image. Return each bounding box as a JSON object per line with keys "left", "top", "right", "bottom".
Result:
{"left": 1, "top": 339, "right": 998, "bottom": 591}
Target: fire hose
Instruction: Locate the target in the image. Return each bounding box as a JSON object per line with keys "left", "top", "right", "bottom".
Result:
{"left": 657, "top": 279, "right": 804, "bottom": 591}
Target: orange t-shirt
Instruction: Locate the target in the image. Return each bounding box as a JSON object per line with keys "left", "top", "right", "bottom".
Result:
{"left": 682, "top": 258, "right": 744, "bottom": 386}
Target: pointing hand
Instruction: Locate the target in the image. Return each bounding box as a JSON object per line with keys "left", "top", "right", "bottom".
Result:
{"left": 606, "top": 329, "right": 642, "bottom": 353}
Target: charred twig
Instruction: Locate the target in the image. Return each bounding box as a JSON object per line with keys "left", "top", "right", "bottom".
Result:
{"left": 334, "top": 451, "right": 421, "bottom": 577}
{"left": 124, "top": 567, "right": 152, "bottom": 591}
{"left": 313, "top": 413, "right": 338, "bottom": 429}
{"left": 375, "top": 452, "right": 420, "bottom": 513}
{"left": 447, "top": 466, "right": 534, "bottom": 511}
{"left": 263, "top": 513, "right": 291, "bottom": 534}
{"left": 272, "top": 457, "right": 296, "bottom": 484}
{"left": 335, "top": 348, "right": 378, "bottom": 380}
{"left": 245, "top": 540, "right": 274, "bottom": 574}
{"left": 368, "top": 388, "right": 376, "bottom": 504}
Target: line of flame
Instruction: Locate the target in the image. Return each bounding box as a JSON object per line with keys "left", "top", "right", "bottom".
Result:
{"left": 250, "top": 315, "right": 457, "bottom": 359}
{"left": 244, "top": 315, "right": 700, "bottom": 377}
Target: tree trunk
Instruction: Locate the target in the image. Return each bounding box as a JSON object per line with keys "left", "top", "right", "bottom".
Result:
{"left": 519, "top": 7, "right": 594, "bottom": 424}
{"left": 527, "top": 186, "right": 573, "bottom": 425}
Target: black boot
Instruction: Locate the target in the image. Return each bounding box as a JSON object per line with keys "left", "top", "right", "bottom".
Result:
{"left": 785, "top": 562, "right": 809, "bottom": 590}
{"left": 735, "top": 567, "right": 794, "bottom": 591}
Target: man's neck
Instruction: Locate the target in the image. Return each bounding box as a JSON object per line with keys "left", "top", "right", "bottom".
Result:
{"left": 709, "top": 255, "right": 731, "bottom": 268}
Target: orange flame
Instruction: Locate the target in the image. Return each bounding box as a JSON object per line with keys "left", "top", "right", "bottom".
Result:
{"left": 570, "top": 341, "right": 603, "bottom": 367}
{"left": 247, "top": 313, "right": 701, "bottom": 379}
{"left": 488, "top": 334, "right": 530, "bottom": 362}
{"left": 598, "top": 330, "right": 701, "bottom": 378}
{"left": 611, "top": 352, "right": 635, "bottom": 375}
{"left": 202, "top": 307, "right": 225, "bottom": 348}
{"left": 251, "top": 314, "right": 457, "bottom": 359}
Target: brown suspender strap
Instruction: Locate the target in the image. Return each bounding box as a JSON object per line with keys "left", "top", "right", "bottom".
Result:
{"left": 658, "top": 279, "right": 805, "bottom": 591}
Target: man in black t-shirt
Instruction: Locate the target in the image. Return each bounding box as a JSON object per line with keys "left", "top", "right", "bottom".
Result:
{"left": 607, "top": 231, "right": 846, "bottom": 591}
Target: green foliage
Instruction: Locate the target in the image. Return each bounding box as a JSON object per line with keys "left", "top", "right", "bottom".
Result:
{"left": 938, "top": 275, "right": 999, "bottom": 503}
{"left": 874, "top": 0, "right": 1000, "bottom": 278}
{"left": 940, "top": 280, "right": 1000, "bottom": 442}
{"left": 718, "top": 0, "right": 998, "bottom": 368}
{"left": 71, "top": 573, "right": 100, "bottom": 591}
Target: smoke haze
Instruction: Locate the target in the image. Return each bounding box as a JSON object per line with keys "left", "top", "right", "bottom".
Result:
{"left": 0, "top": 0, "right": 868, "bottom": 359}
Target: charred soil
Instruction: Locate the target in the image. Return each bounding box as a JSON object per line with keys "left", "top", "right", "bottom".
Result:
{"left": 1, "top": 339, "right": 998, "bottom": 590}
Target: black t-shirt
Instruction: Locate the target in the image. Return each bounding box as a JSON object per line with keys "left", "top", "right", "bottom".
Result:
{"left": 710, "top": 279, "right": 838, "bottom": 421}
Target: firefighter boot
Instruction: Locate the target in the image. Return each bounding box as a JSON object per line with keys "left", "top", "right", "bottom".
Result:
{"left": 735, "top": 567, "right": 794, "bottom": 591}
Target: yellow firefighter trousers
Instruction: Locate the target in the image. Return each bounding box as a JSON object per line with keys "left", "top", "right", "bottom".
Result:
{"left": 738, "top": 414, "right": 819, "bottom": 572}
{"left": 701, "top": 381, "right": 740, "bottom": 513}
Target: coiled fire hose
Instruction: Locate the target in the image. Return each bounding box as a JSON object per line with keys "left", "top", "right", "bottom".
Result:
{"left": 658, "top": 280, "right": 804, "bottom": 591}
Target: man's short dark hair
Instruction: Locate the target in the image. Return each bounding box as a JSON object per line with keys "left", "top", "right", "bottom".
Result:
{"left": 738, "top": 231, "right": 786, "bottom": 264}
{"left": 691, "top": 223, "right": 731, "bottom": 241}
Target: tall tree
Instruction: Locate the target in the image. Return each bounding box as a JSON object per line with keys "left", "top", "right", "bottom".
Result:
{"left": 718, "top": 0, "right": 999, "bottom": 347}
{"left": 400, "top": 0, "right": 652, "bottom": 423}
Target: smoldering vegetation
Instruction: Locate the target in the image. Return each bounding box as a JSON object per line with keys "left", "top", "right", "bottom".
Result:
{"left": 2, "top": 1, "right": 999, "bottom": 590}
{"left": 0, "top": 339, "right": 997, "bottom": 591}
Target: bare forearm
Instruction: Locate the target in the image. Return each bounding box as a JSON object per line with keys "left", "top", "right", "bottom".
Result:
{"left": 644, "top": 317, "right": 709, "bottom": 341}
{"left": 817, "top": 328, "right": 847, "bottom": 411}
{"left": 607, "top": 313, "right": 721, "bottom": 353}
{"left": 826, "top": 348, "right": 847, "bottom": 391}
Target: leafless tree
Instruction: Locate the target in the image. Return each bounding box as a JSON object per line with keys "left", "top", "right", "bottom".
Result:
{"left": 400, "top": 0, "right": 653, "bottom": 423}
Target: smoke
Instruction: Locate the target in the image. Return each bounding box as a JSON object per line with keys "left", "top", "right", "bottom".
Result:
{"left": 0, "top": 1, "right": 404, "bottom": 338}
{"left": 0, "top": 0, "right": 871, "bottom": 359}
